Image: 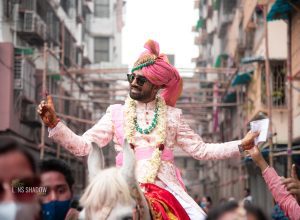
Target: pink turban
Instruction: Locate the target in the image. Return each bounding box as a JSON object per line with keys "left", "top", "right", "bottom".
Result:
{"left": 132, "top": 40, "right": 183, "bottom": 107}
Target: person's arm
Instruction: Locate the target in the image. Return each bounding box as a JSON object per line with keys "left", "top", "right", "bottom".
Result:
{"left": 262, "top": 167, "right": 300, "bottom": 220}
{"left": 48, "top": 106, "right": 114, "bottom": 156}
{"left": 281, "top": 164, "right": 300, "bottom": 204}
{"left": 175, "top": 112, "right": 257, "bottom": 160}
{"left": 248, "top": 146, "right": 300, "bottom": 220}
{"left": 38, "top": 95, "right": 114, "bottom": 156}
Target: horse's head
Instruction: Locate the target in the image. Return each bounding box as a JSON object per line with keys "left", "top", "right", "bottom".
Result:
{"left": 80, "top": 141, "right": 151, "bottom": 220}
{"left": 80, "top": 166, "right": 136, "bottom": 220}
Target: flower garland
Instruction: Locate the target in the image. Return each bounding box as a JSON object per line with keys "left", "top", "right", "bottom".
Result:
{"left": 124, "top": 95, "right": 167, "bottom": 183}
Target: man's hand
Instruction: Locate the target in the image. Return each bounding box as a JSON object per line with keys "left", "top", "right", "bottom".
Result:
{"left": 241, "top": 131, "right": 259, "bottom": 150}
{"left": 64, "top": 208, "right": 80, "bottom": 220}
{"left": 246, "top": 146, "right": 268, "bottom": 172}
{"left": 281, "top": 164, "right": 300, "bottom": 204}
{"left": 37, "top": 95, "right": 59, "bottom": 128}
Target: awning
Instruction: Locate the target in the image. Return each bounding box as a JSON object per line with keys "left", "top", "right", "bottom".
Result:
{"left": 241, "top": 56, "right": 264, "bottom": 64}
{"left": 214, "top": 54, "right": 228, "bottom": 67}
{"left": 50, "top": 74, "right": 61, "bottom": 81}
{"left": 15, "top": 47, "right": 34, "bottom": 55}
{"left": 231, "top": 70, "right": 254, "bottom": 86}
{"left": 223, "top": 92, "right": 236, "bottom": 103}
{"left": 196, "top": 18, "right": 205, "bottom": 31}
{"left": 267, "top": 0, "right": 300, "bottom": 21}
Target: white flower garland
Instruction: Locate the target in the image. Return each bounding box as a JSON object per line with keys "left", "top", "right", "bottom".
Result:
{"left": 124, "top": 95, "right": 167, "bottom": 183}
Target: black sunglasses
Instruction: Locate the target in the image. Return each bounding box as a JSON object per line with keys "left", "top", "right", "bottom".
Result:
{"left": 127, "top": 74, "right": 148, "bottom": 86}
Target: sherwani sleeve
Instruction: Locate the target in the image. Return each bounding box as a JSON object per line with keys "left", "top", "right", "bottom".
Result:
{"left": 176, "top": 111, "right": 241, "bottom": 160}
{"left": 48, "top": 106, "right": 114, "bottom": 156}
{"left": 262, "top": 167, "right": 300, "bottom": 220}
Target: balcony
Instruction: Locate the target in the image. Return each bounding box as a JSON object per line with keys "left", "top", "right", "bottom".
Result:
{"left": 217, "top": 13, "right": 234, "bottom": 37}
{"left": 246, "top": 61, "right": 287, "bottom": 126}
{"left": 217, "top": 0, "right": 236, "bottom": 37}
{"left": 17, "top": 11, "right": 47, "bottom": 45}
{"left": 18, "top": 0, "right": 36, "bottom": 11}
{"left": 194, "top": 31, "right": 208, "bottom": 45}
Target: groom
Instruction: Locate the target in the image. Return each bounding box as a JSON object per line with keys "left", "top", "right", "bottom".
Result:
{"left": 38, "top": 40, "right": 258, "bottom": 219}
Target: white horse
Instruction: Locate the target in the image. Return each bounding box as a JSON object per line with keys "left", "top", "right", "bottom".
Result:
{"left": 79, "top": 141, "right": 151, "bottom": 220}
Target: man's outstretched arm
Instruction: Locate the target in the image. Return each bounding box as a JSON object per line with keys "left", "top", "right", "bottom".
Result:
{"left": 38, "top": 95, "right": 114, "bottom": 156}
{"left": 175, "top": 112, "right": 257, "bottom": 160}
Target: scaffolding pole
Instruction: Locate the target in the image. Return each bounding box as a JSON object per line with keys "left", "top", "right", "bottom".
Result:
{"left": 57, "top": 21, "right": 65, "bottom": 159}
{"left": 287, "top": 16, "right": 293, "bottom": 176}
{"left": 264, "top": 4, "right": 274, "bottom": 167}
{"left": 40, "top": 43, "right": 48, "bottom": 160}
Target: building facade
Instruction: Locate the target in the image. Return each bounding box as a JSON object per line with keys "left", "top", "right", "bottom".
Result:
{"left": 0, "top": 0, "right": 126, "bottom": 193}
{"left": 191, "top": 0, "right": 300, "bottom": 213}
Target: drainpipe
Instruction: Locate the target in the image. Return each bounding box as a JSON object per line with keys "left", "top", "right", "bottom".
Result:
{"left": 13, "top": 2, "right": 19, "bottom": 45}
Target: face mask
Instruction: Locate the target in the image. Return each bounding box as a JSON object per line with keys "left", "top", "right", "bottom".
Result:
{"left": 42, "top": 200, "right": 71, "bottom": 220}
{"left": 0, "top": 202, "right": 40, "bottom": 220}
{"left": 200, "top": 202, "right": 206, "bottom": 208}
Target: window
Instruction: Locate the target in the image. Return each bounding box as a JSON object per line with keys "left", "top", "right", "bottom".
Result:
{"left": 261, "top": 61, "right": 286, "bottom": 108}
{"left": 94, "top": 37, "right": 109, "bottom": 63}
{"left": 94, "top": 0, "right": 109, "bottom": 18}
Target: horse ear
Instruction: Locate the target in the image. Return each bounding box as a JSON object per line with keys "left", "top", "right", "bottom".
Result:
{"left": 120, "top": 139, "right": 136, "bottom": 181}
{"left": 87, "top": 142, "right": 105, "bottom": 182}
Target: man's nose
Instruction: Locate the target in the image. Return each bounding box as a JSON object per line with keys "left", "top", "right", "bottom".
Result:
{"left": 1, "top": 183, "right": 15, "bottom": 202}
{"left": 131, "top": 77, "right": 139, "bottom": 86}
{"left": 49, "top": 190, "right": 58, "bottom": 201}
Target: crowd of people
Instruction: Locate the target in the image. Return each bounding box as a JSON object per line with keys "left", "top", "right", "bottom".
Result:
{"left": 1, "top": 135, "right": 300, "bottom": 220}
{"left": 0, "top": 136, "right": 80, "bottom": 220}
{"left": 1, "top": 40, "right": 300, "bottom": 219}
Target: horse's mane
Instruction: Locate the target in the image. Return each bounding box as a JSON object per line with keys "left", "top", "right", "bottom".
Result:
{"left": 80, "top": 167, "right": 134, "bottom": 220}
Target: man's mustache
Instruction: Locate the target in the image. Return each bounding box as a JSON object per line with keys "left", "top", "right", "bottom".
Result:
{"left": 130, "top": 85, "right": 141, "bottom": 91}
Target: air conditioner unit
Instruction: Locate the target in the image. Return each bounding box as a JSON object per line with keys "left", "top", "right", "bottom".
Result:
{"left": 23, "top": 11, "right": 35, "bottom": 32}
{"left": 23, "top": 11, "right": 45, "bottom": 38}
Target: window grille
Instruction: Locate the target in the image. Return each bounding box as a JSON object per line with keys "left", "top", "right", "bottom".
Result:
{"left": 261, "top": 61, "right": 286, "bottom": 108}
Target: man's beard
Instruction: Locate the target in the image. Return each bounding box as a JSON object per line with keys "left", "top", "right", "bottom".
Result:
{"left": 129, "top": 90, "right": 145, "bottom": 101}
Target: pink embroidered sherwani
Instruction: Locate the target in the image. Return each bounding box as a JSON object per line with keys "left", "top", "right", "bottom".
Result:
{"left": 49, "top": 99, "right": 242, "bottom": 219}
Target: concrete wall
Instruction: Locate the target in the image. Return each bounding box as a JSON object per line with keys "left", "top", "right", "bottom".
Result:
{"left": 0, "top": 43, "right": 14, "bottom": 131}
{"left": 88, "top": 0, "right": 123, "bottom": 65}
{"left": 291, "top": 12, "right": 300, "bottom": 77}
{"left": 291, "top": 13, "right": 300, "bottom": 141}
{"left": 255, "top": 20, "right": 288, "bottom": 60}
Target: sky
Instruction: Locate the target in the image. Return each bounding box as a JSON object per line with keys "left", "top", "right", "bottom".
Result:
{"left": 122, "top": 0, "right": 198, "bottom": 69}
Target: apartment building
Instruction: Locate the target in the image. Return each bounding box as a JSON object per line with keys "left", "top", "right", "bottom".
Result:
{"left": 192, "top": 0, "right": 300, "bottom": 212}
{"left": 0, "top": 0, "right": 126, "bottom": 192}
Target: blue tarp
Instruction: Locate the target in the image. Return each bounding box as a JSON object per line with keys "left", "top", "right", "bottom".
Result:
{"left": 223, "top": 92, "right": 236, "bottom": 103}
{"left": 231, "top": 70, "right": 254, "bottom": 86}
{"left": 267, "top": 0, "right": 300, "bottom": 21}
